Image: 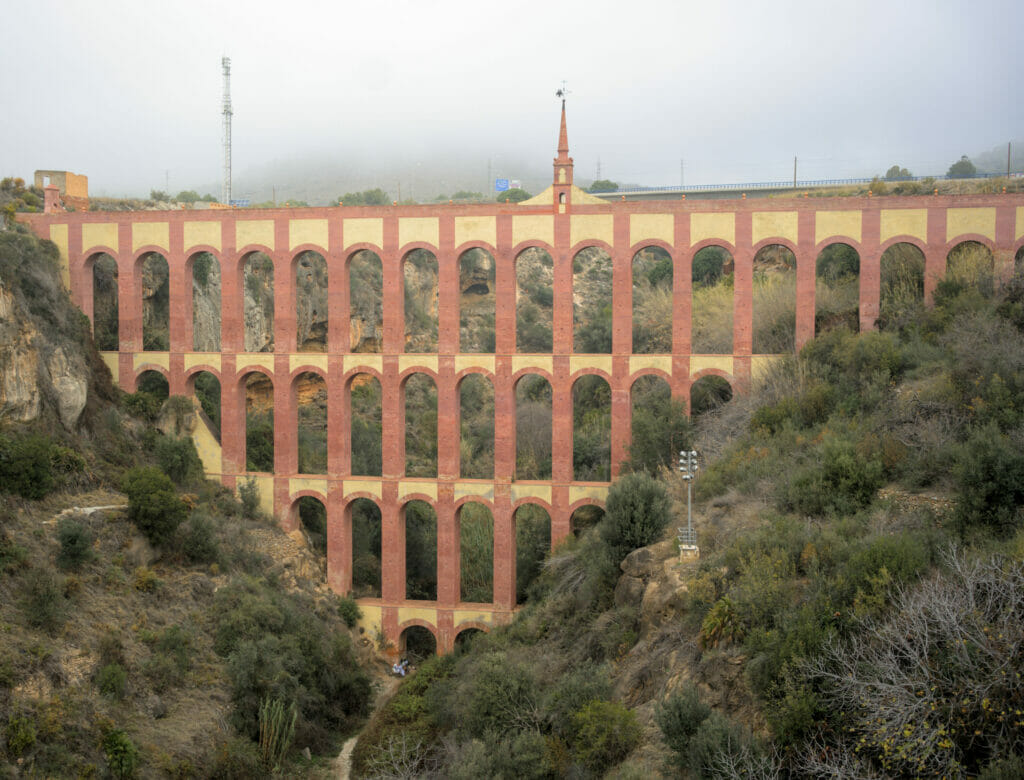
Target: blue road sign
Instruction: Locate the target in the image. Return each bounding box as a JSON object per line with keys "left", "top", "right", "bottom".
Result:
{"left": 495, "top": 178, "right": 510, "bottom": 192}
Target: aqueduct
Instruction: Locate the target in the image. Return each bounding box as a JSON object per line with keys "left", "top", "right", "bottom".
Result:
{"left": 21, "top": 107, "right": 1024, "bottom": 652}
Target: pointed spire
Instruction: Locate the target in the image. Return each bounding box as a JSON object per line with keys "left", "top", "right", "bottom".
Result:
{"left": 557, "top": 99, "right": 570, "bottom": 161}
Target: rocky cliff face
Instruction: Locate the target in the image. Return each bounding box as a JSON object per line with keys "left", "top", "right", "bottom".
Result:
{"left": 0, "top": 228, "right": 113, "bottom": 430}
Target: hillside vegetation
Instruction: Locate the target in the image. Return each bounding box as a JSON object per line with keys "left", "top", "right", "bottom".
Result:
{"left": 353, "top": 247, "right": 1024, "bottom": 778}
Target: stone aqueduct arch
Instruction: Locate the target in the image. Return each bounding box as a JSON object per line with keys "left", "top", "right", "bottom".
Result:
{"left": 21, "top": 110, "right": 1024, "bottom": 652}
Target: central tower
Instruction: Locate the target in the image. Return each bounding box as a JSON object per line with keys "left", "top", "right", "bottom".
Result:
{"left": 553, "top": 97, "right": 574, "bottom": 212}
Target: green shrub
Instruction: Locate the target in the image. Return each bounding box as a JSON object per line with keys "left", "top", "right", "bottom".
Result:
{"left": 656, "top": 685, "right": 711, "bottom": 764}
{"left": 56, "top": 516, "right": 94, "bottom": 570}
{"left": 953, "top": 423, "right": 1024, "bottom": 537}
{"left": 571, "top": 700, "right": 641, "bottom": 771}
{"left": 782, "top": 436, "right": 883, "bottom": 516}
{"left": 154, "top": 435, "right": 202, "bottom": 484}
{"left": 5, "top": 712, "right": 37, "bottom": 757}
{"left": 121, "top": 466, "right": 187, "bottom": 546}
{"left": 97, "top": 663, "right": 128, "bottom": 699}
{"left": 0, "top": 433, "right": 54, "bottom": 498}
{"left": 239, "top": 478, "right": 261, "bottom": 519}
{"left": 102, "top": 728, "right": 139, "bottom": 779}
{"left": 122, "top": 390, "right": 163, "bottom": 421}
{"left": 601, "top": 471, "right": 672, "bottom": 561}
{"left": 686, "top": 711, "right": 749, "bottom": 778}
{"left": 208, "top": 736, "right": 266, "bottom": 779}
{"left": 20, "top": 567, "right": 65, "bottom": 631}
{"left": 180, "top": 511, "right": 220, "bottom": 564}
{"left": 337, "top": 595, "right": 361, "bottom": 628}
{"left": 542, "top": 665, "right": 613, "bottom": 739}
{"left": 258, "top": 697, "right": 297, "bottom": 771}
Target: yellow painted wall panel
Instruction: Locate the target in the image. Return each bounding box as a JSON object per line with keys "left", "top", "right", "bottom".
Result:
{"left": 236, "top": 354, "right": 274, "bottom": 374}
{"left": 454, "top": 483, "right": 494, "bottom": 502}
{"left": 343, "top": 218, "right": 383, "bottom": 249}
{"left": 629, "top": 356, "right": 673, "bottom": 376}
{"left": 569, "top": 485, "right": 609, "bottom": 504}
{"left": 290, "top": 353, "right": 328, "bottom": 375}
{"left": 239, "top": 475, "right": 275, "bottom": 516}
{"left": 690, "top": 212, "right": 735, "bottom": 246}
{"left": 49, "top": 224, "right": 69, "bottom": 287}
{"left": 184, "top": 353, "right": 221, "bottom": 372}
{"left": 355, "top": 605, "right": 383, "bottom": 636}
{"left": 343, "top": 354, "right": 383, "bottom": 375}
{"left": 752, "top": 211, "right": 798, "bottom": 245}
{"left": 99, "top": 351, "right": 118, "bottom": 376}
{"left": 454, "top": 216, "right": 497, "bottom": 248}
{"left": 569, "top": 355, "right": 613, "bottom": 376}
{"left": 289, "top": 219, "right": 328, "bottom": 251}
{"left": 289, "top": 477, "right": 328, "bottom": 496}
{"left": 511, "top": 484, "right": 552, "bottom": 504}
{"left": 570, "top": 214, "right": 614, "bottom": 247}
{"left": 512, "top": 215, "right": 554, "bottom": 247}
{"left": 81, "top": 222, "right": 118, "bottom": 252}
{"left": 400, "top": 481, "right": 438, "bottom": 501}
{"left": 629, "top": 213, "right": 674, "bottom": 246}
{"left": 454, "top": 609, "right": 494, "bottom": 625}
{"left": 879, "top": 209, "right": 927, "bottom": 243}
{"left": 132, "top": 222, "right": 169, "bottom": 252}
{"left": 1017, "top": 207, "right": 1024, "bottom": 240}
{"left": 689, "top": 356, "right": 734, "bottom": 375}
{"left": 134, "top": 351, "right": 169, "bottom": 371}
{"left": 236, "top": 220, "right": 275, "bottom": 250}
{"left": 454, "top": 355, "right": 495, "bottom": 374}
{"left": 398, "top": 607, "right": 438, "bottom": 625}
{"left": 183, "top": 221, "right": 222, "bottom": 252}
{"left": 946, "top": 207, "right": 996, "bottom": 242}
{"left": 398, "top": 355, "right": 439, "bottom": 374}
{"left": 398, "top": 217, "right": 439, "bottom": 248}
{"left": 511, "top": 355, "right": 553, "bottom": 376}
{"left": 815, "top": 210, "right": 862, "bottom": 245}
{"left": 344, "top": 479, "right": 382, "bottom": 500}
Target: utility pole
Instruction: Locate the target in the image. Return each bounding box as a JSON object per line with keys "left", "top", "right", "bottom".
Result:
{"left": 165, "top": 169, "right": 170, "bottom": 193}
{"left": 680, "top": 158, "right": 684, "bottom": 188}
{"left": 1009, "top": 142, "right": 1013, "bottom": 178}
{"left": 596, "top": 157, "right": 601, "bottom": 180}
{"left": 793, "top": 156, "right": 797, "bottom": 188}
{"left": 486, "top": 158, "right": 491, "bottom": 195}
{"left": 222, "top": 57, "right": 233, "bottom": 205}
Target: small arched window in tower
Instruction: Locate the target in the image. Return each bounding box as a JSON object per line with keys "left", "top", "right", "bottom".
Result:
{"left": 559, "top": 192, "right": 566, "bottom": 204}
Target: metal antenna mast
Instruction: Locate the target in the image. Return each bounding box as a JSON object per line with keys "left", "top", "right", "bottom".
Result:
{"left": 222, "top": 57, "right": 233, "bottom": 205}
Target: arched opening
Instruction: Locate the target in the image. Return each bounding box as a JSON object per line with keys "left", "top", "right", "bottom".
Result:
{"left": 879, "top": 243, "right": 925, "bottom": 332}
{"left": 571, "top": 505, "right": 605, "bottom": 537}
{"left": 351, "top": 498, "right": 382, "bottom": 598}
{"left": 91, "top": 253, "right": 119, "bottom": 350}
{"left": 630, "top": 375, "right": 690, "bottom": 473}
{"left": 454, "top": 628, "right": 484, "bottom": 653}
{"left": 242, "top": 252, "right": 275, "bottom": 352}
{"left": 515, "top": 247, "right": 554, "bottom": 353}
{"left": 458, "top": 502, "right": 493, "bottom": 603}
{"left": 515, "top": 374, "right": 552, "bottom": 480}
{"left": 400, "top": 625, "right": 436, "bottom": 661}
{"left": 136, "top": 369, "right": 169, "bottom": 400}
{"left": 404, "top": 249, "right": 438, "bottom": 352}
{"left": 691, "top": 245, "right": 734, "bottom": 354}
{"left": 573, "top": 375, "right": 611, "bottom": 481}
{"left": 295, "top": 250, "right": 328, "bottom": 352}
{"left": 459, "top": 248, "right": 496, "bottom": 353}
{"left": 515, "top": 504, "right": 551, "bottom": 604}
{"left": 244, "top": 372, "right": 274, "bottom": 472}
{"left": 573, "top": 247, "right": 613, "bottom": 353}
{"left": 190, "top": 252, "right": 221, "bottom": 351}
{"left": 632, "top": 246, "right": 674, "bottom": 353}
{"left": 1016, "top": 245, "right": 1024, "bottom": 272}
{"left": 190, "top": 371, "right": 221, "bottom": 438}
{"left": 349, "top": 250, "right": 383, "bottom": 353}
{"left": 459, "top": 374, "right": 494, "bottom": 479}
{"left": 404, "top": 500, "right": 437, "bottom": 601}
{"left": 752, "top": 244, "right": 797, "bottom": 353}
{"left": 295, "top": 372, "right": 327, "bottom": 475}
{"left": 350, "top": 374, "right": 382, "bottom": 477}
{"left": 816, "top": 243, "right": 860, "bottom": 334}
{"left": 140, "top": 252, "right": 170, "bottom": 351}
{"left": 946, "top": 241, "right": 995, "bottom": 298}
{"left": 690, "top": 375, "right": 733, "bottom": 418}
{"left": 404, "top": 373, "right": 437, "bottom": 478}
{"left": 297, "top": 496, "right": 326, "bottom": 556}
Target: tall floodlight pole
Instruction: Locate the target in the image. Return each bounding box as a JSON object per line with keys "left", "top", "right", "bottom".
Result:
{"left": 678, "top": 450, "right": 699, "bottom": 552}
{"left": 222, "top": 57, "right": 233, "bottom": 205}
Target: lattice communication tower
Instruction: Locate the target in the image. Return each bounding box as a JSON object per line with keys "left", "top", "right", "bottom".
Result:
{"left": 222, "top": 57, "right": 232, "bottom": 205}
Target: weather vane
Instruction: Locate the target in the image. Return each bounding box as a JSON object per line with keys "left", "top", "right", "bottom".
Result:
{"left": 556, "top": 80, "right": 570, "bottom": 104}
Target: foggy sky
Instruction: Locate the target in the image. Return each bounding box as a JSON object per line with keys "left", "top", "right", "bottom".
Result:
{"left": 3, "top": 0, "right": 1022, "bottom": 200}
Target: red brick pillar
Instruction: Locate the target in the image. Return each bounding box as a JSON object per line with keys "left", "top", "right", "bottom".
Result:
{"left": 327, "top": 216, "right": 347, "bottom": 353}
{"left": 551, "top": 483, "right": 571, "bottom": 547}
{"left": 610, "top": 358, "right": 630, "bottom": 478}
{"left": 168, "top": 243, "right": 189, "bottom": 396}
{"left": 552, "top": 250, "right": 573, "bottom": 355}
{"left": 734, "top": 213, "right": 753, "bottom": 356}
{"left": 492, "top": 484, "right": 515, "bottom": 609}
{"left": 795, "top": 212, "right": 816, "bottom": 350}
{"left": 925, "top": 207, "right": 947, "bottom": 304}
{"left": 860, "top": 210, "right": 881, "bottom": 331}
{"left": 275, "top": 357, "right": 297, "bottom": 475}
{"left": 611, "top": 253, "right": 632, "bottom": 356}
{"left": 380, "top": 482, "right": 404, "bottom": 602}
{"left": 382, "top": 221, "right": 403, "bottom": 354}
{"left": 552, "top": 356, "right": 573, "bottom": 483}
{"left": 326, "top": 487, "right": 352, "bottom": 594}
{"left": 438, "top": 224, "right": 458, "bottom": 354}
{"left": 437, "top": 486, "right": 459, "bottom": 604}
{"left": 119, "top": 253, "right": 142, "bottom": 354}
{"left": 493, "top": 221, "right": 515, "bottom": 355}
{"left": 328, "top": 357, "right": 347, "bottom": 476}
{"left": 220, "top": 244, "right": 243, "bottom": 354}
{"left": 674, "top": 249, "right": 692, "bottom": 358}
{"left": 437, "top": 359, "right": 458, "bottom": 480}
{"left": 493, "top": 357, "right": 515, "bottom": 481}
{"left": 381, "top": 357, "right": 404, "bottom": 479}
{"left": 275, "top": 252, "right": 297, "bottom": 354}
{"left": 69, "top": 226, "right": 87, "bottom": 321}
{"left": 220, "top": 357, "right": 244, "bottom": 475}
